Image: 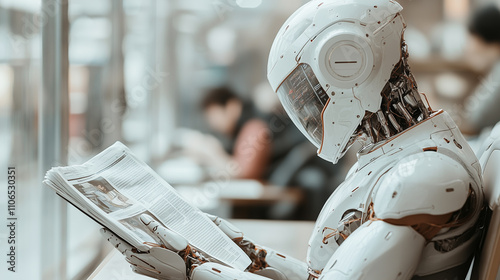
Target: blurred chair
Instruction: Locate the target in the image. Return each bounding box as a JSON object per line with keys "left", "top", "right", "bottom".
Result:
{"left": 268, "top": 142, "right": 318, "bottom": 187}
{"left": 267, "top": 141, "right": 342, "bottom": 220}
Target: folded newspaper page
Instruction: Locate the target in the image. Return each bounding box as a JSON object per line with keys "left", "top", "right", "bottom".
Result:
{"left": 44, "top": 141, "right": 251, "bottom": 271}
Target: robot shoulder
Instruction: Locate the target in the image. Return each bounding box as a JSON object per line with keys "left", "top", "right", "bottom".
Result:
{"left": 372, "top": 152, "right": 471, "bottom": 220}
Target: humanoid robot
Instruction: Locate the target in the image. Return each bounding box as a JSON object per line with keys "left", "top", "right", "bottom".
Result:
{"left": 102, "top": 0, "right": 486, "bottom": 279}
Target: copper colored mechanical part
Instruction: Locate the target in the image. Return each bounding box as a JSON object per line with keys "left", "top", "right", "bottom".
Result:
{"left": 367, "top": 187, "right": 477, "bottom": 241}
{"left": 366, "top": 203, "right": 449, "bottom": 240}
{"left": 307, "top": 267, "right": 321, "bottom": 279}
{"left": 179, "top": 245, "right": 209, "bottom": 276}
{"left": 234, "top": 238, "right": 269, "bottom": 273}
{"left": 355, "top": 38, "right": 432, "bottom": 146}
{"left": 322, "top": 212, "right": 363, "bottom": 245}
{"left": 384, "top": 213, "right": 454, "bottom": 240}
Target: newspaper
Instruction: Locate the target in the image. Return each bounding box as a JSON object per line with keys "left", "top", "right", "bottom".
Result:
{"left": 44, "top": 141, "right": 251, "bottom": 271}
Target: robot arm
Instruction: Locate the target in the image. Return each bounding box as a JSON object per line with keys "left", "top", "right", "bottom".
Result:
{"left": 207, "top": 214, "right": 309, "bottom": 280}
{"left": 102, "top": 214, "right": 270, "bottom": 280}
{"left": 319, "top": 152, "right": 474, "bottom": 280}
{"left": 103, "top": 214, "right": 309, "bottom": 280}
{"left": 319, "top": 220, "right": 425, "bottom": 280}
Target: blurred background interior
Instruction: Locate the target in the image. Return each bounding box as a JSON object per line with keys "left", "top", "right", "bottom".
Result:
{"left": 1, "top": 0, "right": 500, "bottom": 279}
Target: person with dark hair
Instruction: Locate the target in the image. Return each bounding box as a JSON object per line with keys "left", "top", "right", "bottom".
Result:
{"left": 192, "top": 86, "right": 271, "bottom": 180}
{"left": 462, "top": 4, "right": 500, "bottom": 134}
{"left": 469, "top": 4, "right": 500, "bottom": 45}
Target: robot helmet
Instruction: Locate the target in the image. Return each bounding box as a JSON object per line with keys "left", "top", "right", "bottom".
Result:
{"left": 267, "top": 0, "right": 427, "bottom": 163}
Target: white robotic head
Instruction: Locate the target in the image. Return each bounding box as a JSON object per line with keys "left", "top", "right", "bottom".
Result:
{"left": 267, "top": 0, "right": 406, "bottom": 163}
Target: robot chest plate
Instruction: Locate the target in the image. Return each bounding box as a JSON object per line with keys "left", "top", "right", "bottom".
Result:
{"left": 306, "top": 156, "right": 396, "bottom": 270}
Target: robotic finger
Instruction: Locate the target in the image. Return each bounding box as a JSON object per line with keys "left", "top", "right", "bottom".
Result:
{"left": 102, "top": 214, "right": 308, "bottom": 280}
{"left": 206, "top": 214, "right": 244, "bottom": 240}
{"left": 139, "top": 214, "right": 189, "bottom": 251}
{"left": 205, "top": 214, "right": 308, "bottom": 280}
{"left": 100, "top": 228, "right": 158, "bottom": 274}
{"left": 100, "top": 227, "right": 135, "bottom": 254}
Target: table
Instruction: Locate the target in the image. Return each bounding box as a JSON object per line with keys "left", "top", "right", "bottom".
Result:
{"left": 88, "top": 219, "right": 315, "bottom": 280}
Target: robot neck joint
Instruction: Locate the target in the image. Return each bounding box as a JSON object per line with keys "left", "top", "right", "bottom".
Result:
{"left": 360, "top": 41, "right": 432, "bottom": 145}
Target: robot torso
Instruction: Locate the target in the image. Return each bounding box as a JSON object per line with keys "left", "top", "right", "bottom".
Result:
{"left": 307, "top": 110, "right": 484, "bottom": 278}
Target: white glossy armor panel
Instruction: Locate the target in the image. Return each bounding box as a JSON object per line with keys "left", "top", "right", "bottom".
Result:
{"left": 373, "top": 153, "right": 470, "bottom": 219}
{"left": 318, "top": 221, "right": 425, "bottom": 280}
{"left": 307, "top": 111, "right": 483, "bottom": 277}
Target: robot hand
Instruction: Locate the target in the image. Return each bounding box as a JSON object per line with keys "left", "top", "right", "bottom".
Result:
{"left": 100, "top": 215, "right": 189, "bottom": 280}
{"left": 101, "top": 214, "right": 272, "bottom": 280}
{"left": 206, "top": 214, "right": 308, "bottom": 280}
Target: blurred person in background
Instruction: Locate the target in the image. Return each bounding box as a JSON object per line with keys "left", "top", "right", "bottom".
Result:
{"left": 186, "top": 85, "right": 344, "bottom": 220}
{"left": 185, "top": 86, "right": 272, "bottom": 181}
{"left": 462, "top": 4, "right": 500, "bottom": 136}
